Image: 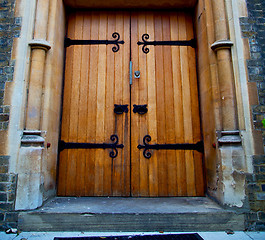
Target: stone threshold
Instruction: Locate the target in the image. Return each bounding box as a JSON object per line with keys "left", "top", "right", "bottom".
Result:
{"left": 18, "top": 197, "right": 245, "bottom": 232}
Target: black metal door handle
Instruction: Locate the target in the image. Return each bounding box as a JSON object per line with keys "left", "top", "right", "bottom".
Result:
{"left": 133, "top": 104, "right": 148, "bottom": 115}
{"left": 114, "top": 104, "right": 128, "bottom": 114}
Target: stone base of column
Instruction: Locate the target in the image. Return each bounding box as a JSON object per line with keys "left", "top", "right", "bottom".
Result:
{"left": 15, "top": 131, "right": 45, "bottom": 210}
{"left": 217, "top": 131, "right": 247, "bottom": 208}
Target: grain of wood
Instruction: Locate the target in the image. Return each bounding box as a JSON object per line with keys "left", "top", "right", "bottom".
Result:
{"left": 58, "top": 10, "right": 204, "bottom": 197}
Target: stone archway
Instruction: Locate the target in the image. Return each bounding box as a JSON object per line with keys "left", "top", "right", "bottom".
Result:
{"left": 13, "top": 0, "right": 253, "bottom": 210}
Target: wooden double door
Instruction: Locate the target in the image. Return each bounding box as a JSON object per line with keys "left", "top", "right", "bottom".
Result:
{"left": 57, "top": 10, "right": 205, "bottom": 197}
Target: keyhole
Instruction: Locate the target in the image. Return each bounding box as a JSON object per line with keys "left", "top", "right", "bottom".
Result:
{"left": 134, "top": 71, "right": 140, "bottom": 78}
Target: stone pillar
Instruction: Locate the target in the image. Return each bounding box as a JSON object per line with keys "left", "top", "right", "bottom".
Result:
{"left": 26, "top": 0, "right": 51, "bottom": 130}
{"left": 16, "top": 0, "right": 51, "bottom": 210}
{"left": 211, "top": 0, "right": 246, "bottom": 207}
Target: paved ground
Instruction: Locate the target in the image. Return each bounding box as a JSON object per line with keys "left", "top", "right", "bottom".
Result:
{"left": 0, "top": 231, "right": 265, "bottom": 240}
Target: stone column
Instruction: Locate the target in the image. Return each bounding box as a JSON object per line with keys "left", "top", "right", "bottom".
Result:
{"left": 211, "top": 0, "right": 246, "bottom": 207}
{"left": 26, "top": 0, "right": 51, "bottom": 130}
{"left": 211, "top": 0, "right": 238, "bottom": 131}
{"left": 16, "top": 0, "right": 51, "bottom": 210}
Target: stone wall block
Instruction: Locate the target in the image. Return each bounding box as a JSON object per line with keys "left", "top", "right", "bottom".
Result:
{"left": 15, "top": 145, "right": 44, "bottom": 210}
{"left": 15, "top": 172, "right": 43, "bottom": 210}
{"left": 17, "top": 147, "right": 42, "bottom": 174}
{"left": 219, "top": 146, "right": 246, "bottom": 207}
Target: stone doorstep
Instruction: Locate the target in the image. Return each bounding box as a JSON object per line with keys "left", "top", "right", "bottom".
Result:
{"left": 17, "top": 197, "right": 245, "bottom": 232}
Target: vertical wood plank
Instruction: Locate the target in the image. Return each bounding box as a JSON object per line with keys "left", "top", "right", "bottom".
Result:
{"left": 179, "top": 12, "right": 195, "bottom": 196}
{"left": 130, "top": 12, "right": 140, "bottom": 196}
{"left": 122, "top": 11, "right": 131, "bottom": 196}
{"left": 94, "top": 12, "right": 107, "bottom": 196}
{"left": 83, "top": 12, "right": 92, "bottom": 196}
{"left": 112, "top": 12, "right": 124, "bottom": 196}
{"left": 170, "top": 13, "right": 186, "bottom": 196}
{"left": 154, "top": 13, "right": 167, "bottom": 196}
{"left": 66, "top": 12, "right": 84, "bottom": 196}
{"left": 57, "top": 12, "right": 76, "bottom": 195}
{"left": 186, "top": 13, "right": 205, "bottom": 196}
{"left": 146, "top": 12, "right": 158, "bottom": 196}
{"left": 86, "top": 11, "right": 99, "bottom": 196}
{"left": 104, "top": 12, "right": 115, "bottom": 196}
{"left": 76, "top": 12, "right": 88, "bottom": 196}
{"left": 138, "top": 12, "right": 149, "bottom": 196}
{"left": 162, "top": 13, "right": 177, "bottom": 196}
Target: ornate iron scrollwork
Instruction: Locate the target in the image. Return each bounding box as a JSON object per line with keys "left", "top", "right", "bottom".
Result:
{"left": 59, "top": 135, "right": 124, "bottom": 159}
{"left": 114, "top": 104, "right": 128, "bottom": 114}
{"left": 137, "top": 33, "right": 196, "bottom": 54}
{"left": 137, "top": 135, "right": 204, "bottom": 159}
{"left": 65, "top": 32, "right": 125, "bottom": 53}
{"left": 133, "top": 104, "right": 148, "bottom": 115}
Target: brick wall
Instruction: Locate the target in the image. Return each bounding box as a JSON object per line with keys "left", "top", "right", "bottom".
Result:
{"left": 0, "top": 156, "right": 18, "bottom": 230}
{"left": 240, "top": 0, "right": 265, "bottom": 145}
{"left": 240, "top": 0, "right": 265, "bottom": 231}
{"left": 0, "top": 0, "right": 20, "bottom": 231}
{"left": 0, "top": 0, "right": 21, "bottom": 131}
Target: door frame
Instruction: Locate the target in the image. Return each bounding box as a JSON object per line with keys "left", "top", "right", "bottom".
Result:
{"left": 12, "top": 0, "right": 256, "bottom": 210}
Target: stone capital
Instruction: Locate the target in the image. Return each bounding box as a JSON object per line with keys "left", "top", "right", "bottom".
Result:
{"left": 211, "top": 40, "right": 233, "bottom": 51}
{"left": 29, "top": 39, "right": 51, "bottom": 51}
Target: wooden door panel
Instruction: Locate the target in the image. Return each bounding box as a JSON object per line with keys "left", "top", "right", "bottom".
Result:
{"left": 131, "top": 11, "right": 204, "bottom": 196}
{"left": 58, "top": 11, "right": 130, "bottom": 196}
{"left": 58, "top": 10, "right": 204, "bottom": 197}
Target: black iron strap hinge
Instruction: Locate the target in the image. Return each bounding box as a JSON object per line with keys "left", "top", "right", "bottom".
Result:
{"left": 59, "top": 135, "right": 124, "bottom": 159}
{"left": 65, "top": 32, "right": 124, "bottom": 53}
{"left": 137, "top": 34, "right": 196, "bottom": 54}
{"left": 138, "top": 135, "right": 204, "bottom": 159}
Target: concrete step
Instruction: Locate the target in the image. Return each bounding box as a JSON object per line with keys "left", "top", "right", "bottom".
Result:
{"left": 18, "top": 197, "right": 245, "bottom": 232}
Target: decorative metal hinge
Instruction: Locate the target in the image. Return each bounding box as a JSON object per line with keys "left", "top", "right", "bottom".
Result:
{"left": 137, "top": 34, "right": 196, "bottom": 54}
{"left": 137, "top": 135, "right": 204, "bottom": 159}
{"left": 59, "top": 135, "right": 124, "bottom": 159}
{"left": 65, "top": 32, "right": 125, "bottom": 53}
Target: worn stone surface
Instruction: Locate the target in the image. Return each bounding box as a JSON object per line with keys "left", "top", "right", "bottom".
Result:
{"left": 18, "top": 197, "right": 245, "bottom": 232}
{"left": 15, "top": 146, "right": 44, "bottom": 210}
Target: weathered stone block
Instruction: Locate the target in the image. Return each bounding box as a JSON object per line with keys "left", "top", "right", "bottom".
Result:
{"left": 0, "top": 115, "right": 9, "bottom": 122}
{"left": 256, "top": 174, "right": 265, "bottom": 181}
{"left": 246, "top": 212, "right": 258, "bottom": 221}
{"left": 253, "top": 155, "right": 265, "bottom": 165}
{"left": 257, "top": 192, "right": 265, "bottom": 200}
{"left": 7, "top": 192, "right": 15, "bottom": 202}
{"left": 0, "top": 173, "right": 9, "bottom": 182}
{"left": 0, "top": 192, "right": 7, "bottom": 201}
{"left": 0, "top": 156, "right": 9, "bottom": 166}
{"left": 256, "top": 222, "right": 265, "bottom": 231}
{"left": 0, "top": 203, "right": 13, "bottom": 211}
{"left": 259, "top": 166, "right": 265, "bottom": 172}
{"left": 247, "top": 183, "right": 261, "bottom": 192}
{"left": 0, "top": 182, "right": 12, "bottom": 192}
{"left": 258, "top": 211, "right": 265, "bottom": 220}
{"left": 5, "top": 212, "right": 18, "bottom": 222}
{"left": 0, "top": 165, "right": 8, "bottom": 173}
